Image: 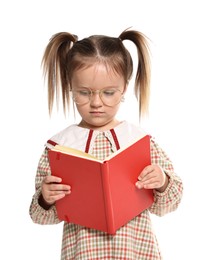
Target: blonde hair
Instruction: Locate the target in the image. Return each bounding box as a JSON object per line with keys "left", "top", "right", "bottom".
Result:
{"left": 42, "top": 28, "right": 151, "bottom": 117}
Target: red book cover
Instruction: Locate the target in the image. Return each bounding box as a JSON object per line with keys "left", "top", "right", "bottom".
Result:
{"left": 48, "top": 134, "right": 154, "bottom": 234}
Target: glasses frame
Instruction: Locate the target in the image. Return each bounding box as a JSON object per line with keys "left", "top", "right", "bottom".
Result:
{"left": 71, "top": 87, "right": 124, "bottom": 107}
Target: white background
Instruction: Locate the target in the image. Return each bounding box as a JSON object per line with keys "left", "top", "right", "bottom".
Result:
{"left": 1, "top": 0, "right": 210, "bottom": 259}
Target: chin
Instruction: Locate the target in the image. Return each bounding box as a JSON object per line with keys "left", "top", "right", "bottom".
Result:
{"left": 87, "top": 119, "right": 118, "bottom": 131}
{"left": 80, "top": 119, "right": 108, "bottom": 129}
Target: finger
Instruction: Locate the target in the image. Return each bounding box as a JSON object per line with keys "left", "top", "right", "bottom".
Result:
{"left": 49, "top": 189, "right": 71, "bottom": 197}
{"left": 55, "top": 193, "right": 67, "bottom": 201}
{"left": 139, "top": 170, "right": 156, "bottom": 183}
{"left": 141, "top": 175, "right": 157, "bottom": 185}
{"left": 46, "top": 193, "right": 66, "bottom": 204}
{"left": 143, "top": 181, "right": 161, "bottom": 190}
{"left": 49, "top": 183, "right": 71, "bottom": 192}
{"left": 136, "top": 175, "right": 157, "bottom": 189}
{"left": 44, "top": 190, "right": 71, "bottom": 204}
{"left": 136, "top": 179, "right": 158, "bottom": 190}
{"left": 135, "top": 181, "right": 143, "bottom": 189}
{"left": 138, "top": 165, "right": 154, "bottom": 180}
{"left": 44, "top": 175, "right": 62, "bottom": 184}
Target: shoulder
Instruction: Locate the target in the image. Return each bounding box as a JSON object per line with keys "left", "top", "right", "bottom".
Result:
{"left": 45, "top": 124, "right": 90, "bottom": 150}
{"left": 115, "top": 121, "right": 147, "bottom": 148}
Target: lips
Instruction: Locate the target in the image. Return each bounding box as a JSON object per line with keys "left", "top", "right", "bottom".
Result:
{"left": 90, "top": 111, "right": 104, "bottom": 116}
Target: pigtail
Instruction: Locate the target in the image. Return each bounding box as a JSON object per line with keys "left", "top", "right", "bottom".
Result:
{"left": 42, "top": 32, "right": 78, "bottom": 115}
{"left": 119, "top": 29, "right": 151, "bottom": 117}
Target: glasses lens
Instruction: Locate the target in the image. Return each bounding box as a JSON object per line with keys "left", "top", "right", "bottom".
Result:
{"left": 72, "top": 88, "right": 122, "bottom": 106}
{"left": 100, "top": 88, "right": 122, "bottom": 106}
{"left": 72, "top": 89, "right": 91, "bottom": 105}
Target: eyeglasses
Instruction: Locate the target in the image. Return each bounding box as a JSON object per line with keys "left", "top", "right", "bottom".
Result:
{"left": 72, "top": 87, "right": 123, "bottom": 106}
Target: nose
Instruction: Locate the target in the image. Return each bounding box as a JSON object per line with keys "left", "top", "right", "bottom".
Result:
{"left": 90, "top": 91, "right": 103, "bottom": 107}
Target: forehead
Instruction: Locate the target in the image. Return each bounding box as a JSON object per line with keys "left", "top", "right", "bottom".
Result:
{"left": 72, "top": 63, "right": 125, "bottom": 88}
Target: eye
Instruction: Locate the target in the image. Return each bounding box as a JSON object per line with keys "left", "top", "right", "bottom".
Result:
{"left": 102, "top": 89, "right": 116, "bottom": 96}
{"left": 77, "top": 89, "right": 91, "bottom": 96}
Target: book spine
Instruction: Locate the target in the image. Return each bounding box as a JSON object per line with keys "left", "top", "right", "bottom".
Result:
{"left": 101, "top": 162, "right": 115, "bottom": 235}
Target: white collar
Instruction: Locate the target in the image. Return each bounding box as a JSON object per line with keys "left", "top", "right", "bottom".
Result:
{"left": 46, "top": 121, "right": 146, "bottom": 151}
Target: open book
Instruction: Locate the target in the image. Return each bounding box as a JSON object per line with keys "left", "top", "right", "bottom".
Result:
{"left": 48, "top": 134, "right": 154, "bottom": 234}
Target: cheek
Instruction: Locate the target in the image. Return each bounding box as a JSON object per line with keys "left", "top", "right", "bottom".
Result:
{"left": 75, "top": 104, "right": 88, "bottom": 115}
{"left": 111, "top": 103, "right": 121, "bottom": 112}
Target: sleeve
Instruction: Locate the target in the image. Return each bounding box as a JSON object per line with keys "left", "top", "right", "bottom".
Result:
{"left": 149, "top": 138, "right": 183, "bottom": 216}
{"left": 29, "top": 148, "right": 61, "bottom": 225}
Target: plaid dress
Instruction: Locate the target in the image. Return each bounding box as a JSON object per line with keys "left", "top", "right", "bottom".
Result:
{"left": 29, "top": 122, "right": 183, "bottom": 260}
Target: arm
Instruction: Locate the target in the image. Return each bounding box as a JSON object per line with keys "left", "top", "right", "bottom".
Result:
{"left": 149, "top": 138, "right": 183, "bottom": 216}
{"left": 136, "top": 138, "right": 183, "bottom": 216}
{"left": 29, "top": 148, "right": 61, "bottom": 224}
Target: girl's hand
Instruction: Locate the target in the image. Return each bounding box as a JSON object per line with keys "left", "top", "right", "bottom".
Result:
{"left": 135, "top": 165, "right": 169, "bottom": 192}
{"left": 41, "top": 175, "right": 71, "bottom": 205}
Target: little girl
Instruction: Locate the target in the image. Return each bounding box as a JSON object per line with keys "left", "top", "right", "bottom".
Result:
{"left": 29, "top": 28, "right": 183, "bottom": 259}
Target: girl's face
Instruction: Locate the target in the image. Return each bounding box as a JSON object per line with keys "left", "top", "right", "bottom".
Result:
{"left": 71, "top": 63, "right": 126, "bottom": 131}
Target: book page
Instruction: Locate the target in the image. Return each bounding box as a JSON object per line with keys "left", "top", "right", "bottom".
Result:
{"left": 52, "top": 145, "right": 100, "bottom": 161}
{"left": 51, "top": 133, "right": 148, "bottom": 162}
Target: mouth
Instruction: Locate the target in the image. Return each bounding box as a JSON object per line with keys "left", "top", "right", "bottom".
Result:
{"left": 90, "top": 111, "right": 104, "bottom": 116}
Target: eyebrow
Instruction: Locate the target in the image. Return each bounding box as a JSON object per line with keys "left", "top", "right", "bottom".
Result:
{"left": 73, "top": 85, "right": 121, "bottom": 89}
